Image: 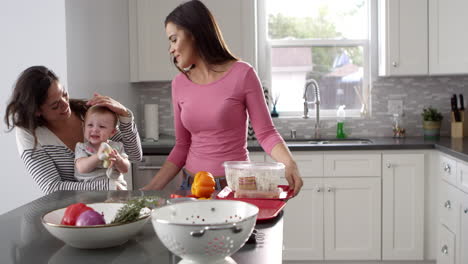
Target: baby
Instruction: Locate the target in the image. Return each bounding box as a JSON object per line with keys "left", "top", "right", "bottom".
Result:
{"left": 75, "top": 105, "right": 130, "bottom": 190}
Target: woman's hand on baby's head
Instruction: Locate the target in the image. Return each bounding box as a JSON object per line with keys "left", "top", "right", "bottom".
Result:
{"left": 87, "top": 93, "right": 129, "bottom": 117}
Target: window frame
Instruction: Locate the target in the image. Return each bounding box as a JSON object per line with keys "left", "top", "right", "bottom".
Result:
{"left": 257, "top": 0, "right": 376, "bottom": 119}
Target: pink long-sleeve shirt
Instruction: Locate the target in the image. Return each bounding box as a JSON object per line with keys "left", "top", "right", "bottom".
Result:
{"left": 167, "top": 61, "right": 284, "bottom": 176}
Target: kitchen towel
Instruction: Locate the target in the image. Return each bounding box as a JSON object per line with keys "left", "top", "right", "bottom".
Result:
{"left": 144, "top": 104, "right": 159, "bottom": 141}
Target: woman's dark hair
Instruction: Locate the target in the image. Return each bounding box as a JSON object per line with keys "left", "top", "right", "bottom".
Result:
{"left": 4, "top": 66, "right": 88, "bottom": 146}
{"left": 165, "top": 0, "right": 238, "bottom": 74}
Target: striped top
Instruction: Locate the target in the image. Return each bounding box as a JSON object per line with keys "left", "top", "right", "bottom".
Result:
{"left": 15, "top": 112, "right": 142, "bottom": 194}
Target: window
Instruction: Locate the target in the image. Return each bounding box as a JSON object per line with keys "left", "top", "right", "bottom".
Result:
{"left": 258, "top": 0, "right": 372, "bottom": 118}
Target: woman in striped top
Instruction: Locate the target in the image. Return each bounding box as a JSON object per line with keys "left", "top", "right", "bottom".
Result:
{"left": 4, "top": 66, "right": 142, "bottom": 194}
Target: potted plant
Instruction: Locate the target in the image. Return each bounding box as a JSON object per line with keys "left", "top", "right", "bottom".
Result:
{"left": 421, "top": 106, "right": 443, "bottom": 139}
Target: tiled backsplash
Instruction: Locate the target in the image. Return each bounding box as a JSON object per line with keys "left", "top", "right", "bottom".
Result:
{"left": 133, "top": 75, "right": 468, "bottom": 139}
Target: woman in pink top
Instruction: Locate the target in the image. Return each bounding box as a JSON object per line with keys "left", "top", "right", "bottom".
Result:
{"left": 142, "top": 0, "right": 303, "bottom": 196}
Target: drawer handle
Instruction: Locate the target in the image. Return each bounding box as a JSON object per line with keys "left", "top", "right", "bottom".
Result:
{"left": 464, "top": 208, "right": 468, "bottom": 214}
{"left": 386, "top": 163, "right": 391, "bottom": 168}
{"left": 444, "top": 200, "right": 451, "bottom": 209}
{"left": 444, "top": 164, "right": 451, "bottom": 173}
{"left": 441, "top": 245, "right": 448, "bottom": 255}
{"left": 327, "top": 187, "right": 333, "bottom": 192}
{"left": 392, "top": 61, "right": 398, "bottom": 67}
{"left": 138, "top": 166, "right": 163, "bottom": 170}
{"left": 315, "top": 187, "right": 321, "bottom": 193}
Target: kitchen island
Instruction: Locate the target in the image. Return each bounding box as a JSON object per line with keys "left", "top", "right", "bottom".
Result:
{"left": 0, "top": 190, "right": 283, "bottom": 264}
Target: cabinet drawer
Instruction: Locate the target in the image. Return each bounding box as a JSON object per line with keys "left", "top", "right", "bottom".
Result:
{"left": 324, "top": 153, "right": 381, "bottom": 177}
{"left": 439, "top": 181, "right": 459, "bottom": 233}
{"left": 273, "top": 152, "right": 323, "bottom": 177}
{"left": 457, "top": 160, "right": 468, "bottom": 194}
{"left": 460, "top": 193, "right": 468, "bottom": 264}
{"left": 437, "top": 224, "right": 456, "bottom": 264}
{"left": 249, "top": 152, "right": 265, "bottom": 162}
{"left": 440, "top": 155, "right": 457, "bottom": 186}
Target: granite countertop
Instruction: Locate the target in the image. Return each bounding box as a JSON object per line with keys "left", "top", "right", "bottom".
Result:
{"left": 142, "top": 135, "right": 468, "bottom": 162}
{"left": 0, "top": 190, "right": 283, "bottom": 264}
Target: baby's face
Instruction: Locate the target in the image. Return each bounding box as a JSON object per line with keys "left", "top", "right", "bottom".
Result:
{"left": 84, "top": 112, "right": 116, "bottom": 146}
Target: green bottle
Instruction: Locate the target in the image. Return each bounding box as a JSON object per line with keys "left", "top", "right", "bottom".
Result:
{"left": 336, "top": 105, "right": 347, "bottom": 139}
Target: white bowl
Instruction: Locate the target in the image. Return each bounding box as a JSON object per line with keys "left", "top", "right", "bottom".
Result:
{"left": 151, "top": 200, "right": 258, "bottom": 264}
{"left": 42, "top": 202, "right": 150, "bottom": 249}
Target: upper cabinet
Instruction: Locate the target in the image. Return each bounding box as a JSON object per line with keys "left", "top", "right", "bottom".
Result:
{"left": 378, "top": 0, "right": 428, "bottom": 76}
{"left": 129, "top": 0, "right": 257, "bottom": 82}
{"left": 379, "top": 0, "right": 468, "bottom": 76}
{"left": 428, "top": 0, "right": 468, "bottom": 75}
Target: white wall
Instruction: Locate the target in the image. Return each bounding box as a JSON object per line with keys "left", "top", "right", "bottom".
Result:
{"left": 0, "top": 0, "right": 68, "bottom": 214}
{"left": 65, "top": 0, "right": 137, "bottom": 114}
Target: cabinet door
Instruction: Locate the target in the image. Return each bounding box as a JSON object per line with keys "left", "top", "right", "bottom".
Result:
{"left": 323, "top": 177, "right": 381, "bottom": 260}
{"left": 129, "top": 0, "right": 256, "bottom": 82}
{"left": 282, "top": 178, "right": 323, "bottom": 260}
{"left": 382, "top": 154, "right": 424, "bottom": 260}
{"left": 378, "top": 0, "right": 428, "bottom": 76}
{"left": 438, "top": 224, "right": 456, "bottom": 264}
{"left": 460, "top": 193, "right": 468, "bottom": 264}
{"left": 429, "top": 0, "right": 468, "bottom": 75}
{"left": 129, "top": 0, "right": 179, "bottom": 82}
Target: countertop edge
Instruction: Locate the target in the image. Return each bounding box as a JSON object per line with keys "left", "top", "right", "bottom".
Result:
{"left": 141, "top": 137, "right": 468, "bottom": 163}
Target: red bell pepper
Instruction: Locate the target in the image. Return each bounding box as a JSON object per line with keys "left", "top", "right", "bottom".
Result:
{"left": 60, "top": 203, "right": 93, "bottom": 226}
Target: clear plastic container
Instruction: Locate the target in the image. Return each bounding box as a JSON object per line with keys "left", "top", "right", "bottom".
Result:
{"left": 223, "top": 161, "right": 285, "bottom": 192}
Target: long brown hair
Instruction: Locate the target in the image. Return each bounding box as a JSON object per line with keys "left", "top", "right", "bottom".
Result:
{"left": 4, "top": 66, "right": 88, "bottom": 146}
{"left": 165, "top": 0, "right": 238, "bottom": 74}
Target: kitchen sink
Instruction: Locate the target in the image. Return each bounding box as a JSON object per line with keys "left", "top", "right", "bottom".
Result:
{"left": 286, "top": 138, "right": 373, "bottom": 145}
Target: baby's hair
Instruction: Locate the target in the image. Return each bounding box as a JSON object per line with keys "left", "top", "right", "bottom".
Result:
{"left": 85, "top": 105, "right": 119, "bottom": 128}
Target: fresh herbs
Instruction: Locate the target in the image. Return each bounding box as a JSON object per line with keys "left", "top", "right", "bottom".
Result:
{"left": 111, "top": 196, "right": 161, "bottom": 224}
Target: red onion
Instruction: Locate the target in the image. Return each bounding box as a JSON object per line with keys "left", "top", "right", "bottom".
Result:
{"left": 75, "top": 209, "right": 106, "bottom": 226}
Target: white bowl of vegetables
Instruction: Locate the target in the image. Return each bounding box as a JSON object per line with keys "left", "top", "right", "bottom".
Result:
{"left": 42, "top": 198, "right": 157, "bottom": 249}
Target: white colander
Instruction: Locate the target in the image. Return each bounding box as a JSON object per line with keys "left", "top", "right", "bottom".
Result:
{"left": 151, "top": 200, "right": 258, "bottom": 264}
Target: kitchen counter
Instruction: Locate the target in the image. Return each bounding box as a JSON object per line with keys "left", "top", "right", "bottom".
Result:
{"left": 142, "top": 136, "right": 468, "bottom": 162}
{"left": 0, "top": 190, "right": 283, "bottom": 264}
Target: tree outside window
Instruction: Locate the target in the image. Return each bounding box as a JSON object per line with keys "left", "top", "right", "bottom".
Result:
{"left": 263, "top": 0, "right": 369, "bottom": 116}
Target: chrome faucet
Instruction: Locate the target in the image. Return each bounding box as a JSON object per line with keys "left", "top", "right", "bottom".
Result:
{"left": 303, "top": 79, "right": 321, "bottom": 139}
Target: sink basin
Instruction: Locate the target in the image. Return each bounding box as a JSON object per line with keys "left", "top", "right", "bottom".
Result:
{"left": 287, "top": 138, "right": 373, "bottom": 145}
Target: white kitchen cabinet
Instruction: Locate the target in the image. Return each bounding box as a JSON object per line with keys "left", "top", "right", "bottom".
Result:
{"left": 282, "top": 178, "right": 324, "bottom": 260}
{"left": 438, "top": 224, "right": 457, "bottom": 264}
{"left": 379, "top": 0, "right": 468, "bottom": 76}
{"left": 282, "top": 152, "right": 381, "bottom": 261}
{"left": 429, "top": 0, "right": 468, "bottom": 75}
{"left": 378, "top": 0, "right": 428, "bottom": 76}
{"left": 459, "top": 193, "right": 468, "bottom": 264}
{"left": 436, "top": 154, "right": 468, "bottom": 264}
{"left": 382, "top": 153, "right": 425, "bottom": 260}
{"left": 323, "top": 177, "right": 381, "bottom": 260}
{"left": 129, "top": 0, "right": 256, "bottom": 82}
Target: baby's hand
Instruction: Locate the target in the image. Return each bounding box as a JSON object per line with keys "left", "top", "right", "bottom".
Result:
{"left": 98, "top": 142, "right": 113, "bottom": 168}
{"left": 98, "top": 142, "right": 112, "bottom": 158}
{"left": 107, "top": 149, "right": 123, "bottom": 165}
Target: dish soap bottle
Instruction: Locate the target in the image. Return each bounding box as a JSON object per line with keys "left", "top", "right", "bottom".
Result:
{"left": 336, "top": 105, "right": 347, "bottom": 139}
